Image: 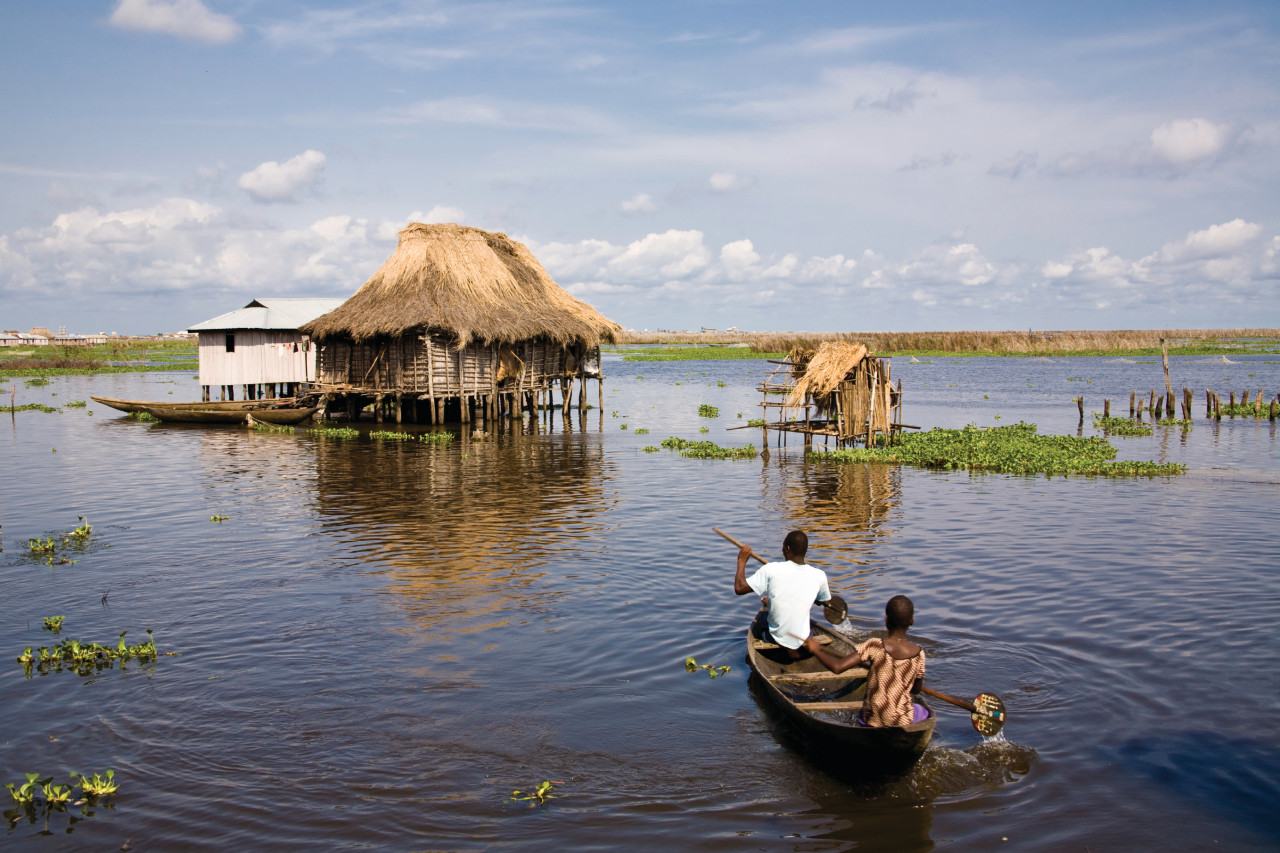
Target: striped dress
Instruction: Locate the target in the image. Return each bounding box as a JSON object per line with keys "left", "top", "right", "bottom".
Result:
{"left": 857, "top": 638, "right": 926, "bottom": 727}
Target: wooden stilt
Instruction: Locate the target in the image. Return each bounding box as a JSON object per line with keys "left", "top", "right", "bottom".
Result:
{"left": 1103, "top": 399, "right": 1110, "bottom": 418}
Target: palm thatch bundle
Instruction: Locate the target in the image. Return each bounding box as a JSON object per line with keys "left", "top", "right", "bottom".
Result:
{"left": 786, "top": 341, "right": 869, "bottom": 407}
{"left": 302, "top": 223, "right": 621, "bottom": 346}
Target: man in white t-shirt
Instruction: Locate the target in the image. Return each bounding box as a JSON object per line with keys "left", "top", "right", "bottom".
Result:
{"left": 733, "top": 530, "right": 831, "bottom": 657}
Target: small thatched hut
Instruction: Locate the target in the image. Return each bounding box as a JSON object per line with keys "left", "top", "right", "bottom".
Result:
{"left": 757, "top": 341, "right": 903, "bottom": 449}
{"left": 301, "top": 223, "right": 622, "bottom": 424}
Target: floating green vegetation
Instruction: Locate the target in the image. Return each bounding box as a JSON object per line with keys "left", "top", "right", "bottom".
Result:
{"left": 310, "top": 426, "right": 359, "bottom": 439}
{"left": 250, "top": 421, "right": 294, "bottom": 433}
{"left": 1156, "top": 418, "right": 1193, "bottom": 429}
{"left": 698, "top": 404, "right": 720, "bottom": 417}
{"left": 685, "top": 656, "right": 732, "bottom": 679}
{"left": 420, "top": 432, "right": 455, "bottom": 445}
{"left": 24, "top": 377, "right": 50, "bottom": 387}
{"left": 64, "top": 399, "right": 87, "bottom": 408}
{"left": 633, "top": 427, "right": 649, "bottom": 434}
{"left": 617, "top": 345, "right": 786, "bottom": 362}
{"left": 4, "top": 769, "right": 119, "bottom": 828}
{"left": 699, "top": 426, "right": 710, "bottom": 433}
{"left": 716, "top": 380, "right": 728, "bottom": 387}
{"left": 41, "top": 616, "right": 63, "bottom": 633}
{"left": 125, "top": 410, "right": 158, "bottom": 421}
{"left": 2, "top": 402, "right": 58, "bottom": 413}
{"left": 210, "top": 514, "right": 230, "bottom": 523}
{"left": 1219, "top": 402, "right": 1273, "bottom": 418}
{"left": 659, "top": 437, "right": 757, "bottom": 459}
{"left": 809, "top": 422, "right": 1185, "bottom": 477}
{"left": 24, "top": 518, "right": 93, "bottom": 566}
{"left": 620, "top": 423, "right": 628, "bottom": 430}
{"left": 641, "top": 446, "right": 661, "bottom": 452}
{"left": 1093, "top": 415, "right": 1153, "bottom": 437}
{"left": 509, "top": 780, "right": 563, "bottom": 805}
{"left": 369, "top": 430, "right": 413, "bottom": 441}
{"left": 16, "top": 628, "right": 159, "bottom": 678}
{"left": 746, "top": 418, "right": 766, "bottom": 427}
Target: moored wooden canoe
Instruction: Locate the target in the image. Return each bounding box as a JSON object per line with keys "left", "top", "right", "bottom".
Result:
{"left": 138, "top": 405, "right": 255, "bottom": 424}
{"left": 92, "top": 396, "right": 265, "bottom": 414}
{"left": 745, "top": 615, "right": 934, "bottom": 773}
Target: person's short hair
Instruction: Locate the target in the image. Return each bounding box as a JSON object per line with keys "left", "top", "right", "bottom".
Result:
{"left": 885, "top": 595, "right": 914, "bottom": 631}
{"left": 783, "top": 530, "right": 808, "bottom": 557}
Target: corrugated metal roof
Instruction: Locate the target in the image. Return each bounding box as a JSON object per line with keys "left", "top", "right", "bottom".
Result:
{"left": 188, "top": 298, "right": 346, "bottom": 332}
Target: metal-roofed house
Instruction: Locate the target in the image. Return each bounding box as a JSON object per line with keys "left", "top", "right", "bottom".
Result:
{"left": 189, "top": 298, "right": 345, "bottom": 401}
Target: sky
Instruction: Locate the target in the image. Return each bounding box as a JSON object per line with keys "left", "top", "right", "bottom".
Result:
{"left": 1, "top": 0, "right": 1278, "bottom": 335}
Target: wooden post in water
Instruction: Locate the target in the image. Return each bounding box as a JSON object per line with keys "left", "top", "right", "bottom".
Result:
{"left": 1130, "top": 391, "right": 1136, "bottom": 418}
{"left": 1076, "top": 396, "right": 1084, "bottom": 421}
{"left": 1154, "top": 396, "right": 1163, "bottom": 419}
{"left": 1161, "top": 338, "right": 1174, "bottom": 415}
{"left": 1136, "top": 397, "right": 1144, "bottom": 419}
{"left": 1149, "top": 390, "right": 1156, "bottom": 412}
{"left": 1229, "top": 391, "right": 1236, "bottom": 409}
{"left": 1271, "top": 399, "right": 1278, "bottom": 421}
{"left": 1104, "top": 398, "right": 1110, "bottom": 418}
{"left": 1256, "top": 392, "right": 1264, "bottom": 417}
{"left": 1183, "top": 388, "right": 1192, "bottom": 421}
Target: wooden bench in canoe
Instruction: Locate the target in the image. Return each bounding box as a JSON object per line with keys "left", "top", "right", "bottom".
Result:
{"left": 746, "top": 616, "right": 934, "bottom": 773}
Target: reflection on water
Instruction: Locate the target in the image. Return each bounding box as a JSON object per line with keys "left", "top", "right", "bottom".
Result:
{"left": 2, "top": 360, "right": 1279, "bottom": 851}
{"left": 309, "top": 429, "right": 614, "bottom": 641}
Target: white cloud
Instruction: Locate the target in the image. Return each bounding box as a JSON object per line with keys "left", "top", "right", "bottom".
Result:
{"left": 709, "top": 172, "right": 753, "bottom": 192}
{"left": 109, "top": 0, "right": 241, "bottom": 44}
{"left": 609, "top": 230, "right": 711, "bottom": 279}
{"left": 620, "top": 193, "right": 656, "bottom": 215}
{"left": 1157, "top": 218, "right": 1262, "bottom": 263}
{"left": 236, "top": 150, "right": 326, "bottom": 203}
{"left": 1150, "top": 118, "right": 1230, "bottom": 165}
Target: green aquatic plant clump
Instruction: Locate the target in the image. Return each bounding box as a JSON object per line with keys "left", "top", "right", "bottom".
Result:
{"left": 2, "top": 402, "right": 59, "bottom": 413}
{"left": 685, "top": 656, "right": 732, "bottom": 679}
{"left": 419, "top": 432, "right": 455, "bottom": 445}
{"left": 16, "top": 629, "right": 160, "bottom": 678}
{"left": 309, "top": 426, "right": 359, "bottom": 439}
{"left": 1093, "top": 415, "right": 1153, "bottom": 437}
{"left": 697, "top": 404, "right": 720, "bottom": 417}
{"left": 126, "top": 410, "right": 158, "bottom": 421}
{"left": 369, "top": 430, "right": 414, "bottom": 441}
{"left": 809, "top": 422, "right": 1185, "bottom": 477}
{"left": 660, "top": 437, "right": 757, "bottom": 459}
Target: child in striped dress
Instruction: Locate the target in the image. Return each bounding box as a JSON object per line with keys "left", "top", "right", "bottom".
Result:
{"left": 803, "top": 595, "right": 929, "bottom": 727}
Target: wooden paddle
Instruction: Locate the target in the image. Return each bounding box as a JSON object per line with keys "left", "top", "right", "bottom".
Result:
{"left": 920, "top": 685, "right": 1007, "bottom": 736}
{"left": 713, "top": 527, "right": 848, "bottom": 624}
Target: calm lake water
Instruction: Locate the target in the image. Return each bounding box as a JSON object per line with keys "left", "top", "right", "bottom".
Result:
{"left": 2, "top": 354, "right": 1278, "bottom": 851}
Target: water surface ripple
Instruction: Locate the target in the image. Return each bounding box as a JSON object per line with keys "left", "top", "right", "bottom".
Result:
{"left": 1, "top": 355, "right": 1277, "bottom": 850}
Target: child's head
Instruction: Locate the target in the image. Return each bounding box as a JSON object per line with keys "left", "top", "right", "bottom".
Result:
{"left": 885, "top": 595, "right": 914, "bottom": 631}
{"left": 782, "top": 530, "right": 808, "bottom": 559}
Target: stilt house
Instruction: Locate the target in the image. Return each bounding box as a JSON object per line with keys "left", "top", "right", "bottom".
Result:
{"left": 188, "top": 298, "right": 345, "bottom": 401}
{"left": 300, "top": 222, "right": 622, "bottom": 425}
{"left": 757, "top": 341, "right": 905, "bottom": 449}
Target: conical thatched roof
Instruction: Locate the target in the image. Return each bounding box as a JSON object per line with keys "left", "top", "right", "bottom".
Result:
{"left": 786, "top": 341, "right": 869, "bottom": 406}
{"left": 302, "top": 223, "right": 621, "bottom": 346}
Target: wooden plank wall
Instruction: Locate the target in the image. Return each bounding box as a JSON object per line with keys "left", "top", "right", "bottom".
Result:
{"left": 197, "top": 331, "right": 318, "bottom": 386}
{"left": 315, "top": 332, "right": 573, "bottom": 395}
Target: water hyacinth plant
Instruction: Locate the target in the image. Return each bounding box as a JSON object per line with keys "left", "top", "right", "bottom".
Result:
{"left": 369, "top": 430, "right": 414, "bottom": 441}
{"left": 808, "top": 422, "right": 1184, "bottom": 478}
{"left": 659, "top": 437, "right": 757, "bottom": 459}
{"left": 1092, "top": 415, "right": 1153, "bottom": 437}
{"left": 697, "top": 404, "right": 720, "bottom": 417}
{"left": 419, "top": 432, "right": 455, "bottom": 445}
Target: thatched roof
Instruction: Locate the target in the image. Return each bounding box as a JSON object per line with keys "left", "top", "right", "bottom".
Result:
{"left": 302, "top": 223, "right": 621, "bottom": 346}
{"left": 786, "top": 341, "right": 869, "bottom": 406}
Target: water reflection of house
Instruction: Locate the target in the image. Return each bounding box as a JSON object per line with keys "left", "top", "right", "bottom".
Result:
{"left": 187, "top": 298, "right": 344, "bottom": 402}
{"left": 301, "top": 223, "right": 621, "bottom": 425}
{"left": 767, "top": 460, "right": 900, "bottom": 601}
{"left": 308, "top": 432, "right": 611, "bottom": 641}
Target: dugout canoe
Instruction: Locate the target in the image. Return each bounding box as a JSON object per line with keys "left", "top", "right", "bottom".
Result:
{"left": 92, "top": 396, "right": 265, "bottom": 414}
{"left": 139, "top": 404, "right": 317, "bottom": 425}
{"left": 746, "top": 615, "right": 935, "bottom": 773}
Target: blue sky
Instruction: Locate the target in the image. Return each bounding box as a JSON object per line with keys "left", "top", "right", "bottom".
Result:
{"left": 1, "top": 0, "right": 1277, "bottom": 334}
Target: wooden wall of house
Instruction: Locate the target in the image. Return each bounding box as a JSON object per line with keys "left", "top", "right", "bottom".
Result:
{"left": 197, "top": 331, "right": 318, "bottom": 387}
{"left": 315, "top": 331, "right": 585, "bottom": 395}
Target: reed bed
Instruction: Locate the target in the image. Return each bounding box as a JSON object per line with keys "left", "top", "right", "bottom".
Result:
{"left": 616, "top": 329, "right": 1280, "bottom": 356}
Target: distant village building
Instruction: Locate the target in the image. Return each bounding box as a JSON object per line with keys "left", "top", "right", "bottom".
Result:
{"left": 188, "top": 298, "right": 345, "bottom": 401}
{"left": 301, "top": 222, "right": 621, "bottom": 424}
